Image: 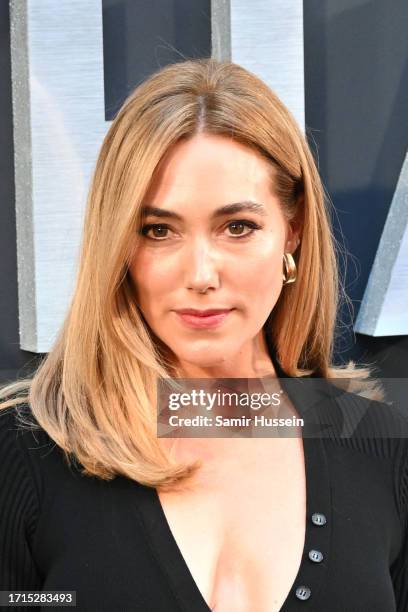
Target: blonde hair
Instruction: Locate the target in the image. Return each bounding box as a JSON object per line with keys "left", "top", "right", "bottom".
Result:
{"left": 0, "top": 58, "right": 381, "bottom": 489}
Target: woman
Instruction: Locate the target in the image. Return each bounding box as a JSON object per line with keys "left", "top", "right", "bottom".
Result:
{"left": 0, "top": 58, "right": 407, "bottom": 611}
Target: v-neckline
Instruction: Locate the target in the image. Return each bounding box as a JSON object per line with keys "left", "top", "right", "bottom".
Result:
{"left": 135, "top": 346, "right": 333, "bottom": 611}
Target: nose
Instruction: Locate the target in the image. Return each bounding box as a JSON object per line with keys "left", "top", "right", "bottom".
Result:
{"left": 184, "top": 236, "right": 220, "bottom": 294}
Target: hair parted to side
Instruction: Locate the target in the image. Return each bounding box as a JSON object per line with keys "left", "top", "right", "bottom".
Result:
{"left": 0, "top": 58, "right": 382, "bottom": 489}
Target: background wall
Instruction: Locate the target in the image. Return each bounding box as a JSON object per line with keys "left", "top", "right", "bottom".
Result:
{"left": 303, "top": 0, "right": 408, "bottom": 375}
{"left": 0, "top": 1, "right": 43, "bottom": 382}
{"left": 0, "top": 0, "right": 407, "bottom": 383}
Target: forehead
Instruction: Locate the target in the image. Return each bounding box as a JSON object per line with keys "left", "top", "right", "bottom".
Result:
{"left": 143, "top": 134, "right": 276, "bottom": 211}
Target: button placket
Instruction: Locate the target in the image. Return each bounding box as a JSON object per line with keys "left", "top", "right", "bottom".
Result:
{"left": 268, "top": 375, "right": 332, "bottom": 611}
{"left": 293, "top": 511, "right": 328, "bottom": 602}
{"left": 308, "top": 512, "right": 326, "bottom": 567}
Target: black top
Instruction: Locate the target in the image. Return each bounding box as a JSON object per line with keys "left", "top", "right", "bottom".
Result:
{"left": 1, "top": 351, "right": 408, "bottom": 611}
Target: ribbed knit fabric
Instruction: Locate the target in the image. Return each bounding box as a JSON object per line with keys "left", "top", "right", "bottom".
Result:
{"left": 1, "top": 385, "right": 408, "bottom": 611}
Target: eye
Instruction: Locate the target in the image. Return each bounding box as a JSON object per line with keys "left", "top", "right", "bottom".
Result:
{"left": 139, "top": 219, "right": 262, "bottom": 241}
{"left": 225, "top": 220, "right": 261, "bottom": 238}
{"left": 139, "top": 223, "right": 172, "bottom": 240}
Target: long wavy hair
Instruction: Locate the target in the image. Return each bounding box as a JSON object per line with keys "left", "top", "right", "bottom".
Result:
{"left": 0, "top": 58, "right": 380, "bottom": 489}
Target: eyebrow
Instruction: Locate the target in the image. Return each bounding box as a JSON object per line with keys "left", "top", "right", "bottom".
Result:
{"left": 140, "top": 201, "right": 268, "bottom": 220}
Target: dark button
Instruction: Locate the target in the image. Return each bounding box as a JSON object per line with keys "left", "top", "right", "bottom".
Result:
{"left": 308, "top": 549, "right": 324, "bottom": 563}
{"left": 311, "top": 512, "right": 327, "bottom": 526}
{"left": 295, "top": 585, "right": 311, "bottom": 601}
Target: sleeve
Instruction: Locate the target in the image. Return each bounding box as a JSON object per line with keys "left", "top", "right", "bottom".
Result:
{"left": 391, "top": 438, "right": 408, "bottom": 611}
{"left": 0, "top": 406, "right": 42, "bottom": 591}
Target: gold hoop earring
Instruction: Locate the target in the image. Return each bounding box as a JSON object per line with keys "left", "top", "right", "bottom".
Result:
{"left": 282, "top": 252, "right": 297, "bottom": 285}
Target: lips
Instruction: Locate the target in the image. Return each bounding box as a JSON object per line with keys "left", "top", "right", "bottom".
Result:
{"left": 175, "top": 308, "right": 232, "bottom": 317}
{"left": 174, "top": 308, "right": 234, "bottom": 329}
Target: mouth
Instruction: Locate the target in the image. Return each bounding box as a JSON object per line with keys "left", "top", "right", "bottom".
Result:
{"left": 174, "top": 308, "right": 234, "bottom": 329}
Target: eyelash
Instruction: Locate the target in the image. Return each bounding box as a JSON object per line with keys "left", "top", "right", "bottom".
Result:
{"left": 139, "top": 220, "right": 262, "bottom": 241}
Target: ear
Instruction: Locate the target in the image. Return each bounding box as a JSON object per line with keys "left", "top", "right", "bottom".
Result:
{"left": 284, "top": 219, "right": 302, "bottom": 254}
{"left": 284, "top": 193, "right": 303, "bottom": 253}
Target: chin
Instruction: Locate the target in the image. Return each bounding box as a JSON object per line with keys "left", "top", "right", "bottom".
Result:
{"left": 171, "top": 344, "right": 233, "bottom": 366}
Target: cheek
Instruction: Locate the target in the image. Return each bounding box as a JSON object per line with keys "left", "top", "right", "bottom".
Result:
{"left": 236, "top": 235, "right": 284, "bottom": 291}
{"left": 128, "top": 251, "right": 174, "bottom": 308}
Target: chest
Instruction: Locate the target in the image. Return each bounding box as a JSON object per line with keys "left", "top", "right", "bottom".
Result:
{"left": 157, "top": 438, "right": 307, "bottom": 612}
{"left": 34, "top": 437, "right": 402, "bottom": 611}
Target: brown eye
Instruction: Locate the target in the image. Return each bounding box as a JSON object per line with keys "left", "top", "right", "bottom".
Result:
{"left": 139, "top": 220, "right": 261, "bottom": 241}
{"left": 140, "top": 224, "right": 171, "bottom": 240}
{"left": 228, "top": 222, "right": 245, "bottom": 235}
{"left": 150, "top": 226, "right": 168, "bottom": 238}
{"left": 226, "top": 220, "right": 261, "bottom": 238}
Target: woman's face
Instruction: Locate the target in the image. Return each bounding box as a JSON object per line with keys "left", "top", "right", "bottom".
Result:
{"left": 128, "top": 133, "right": 300, "bottom": 375}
